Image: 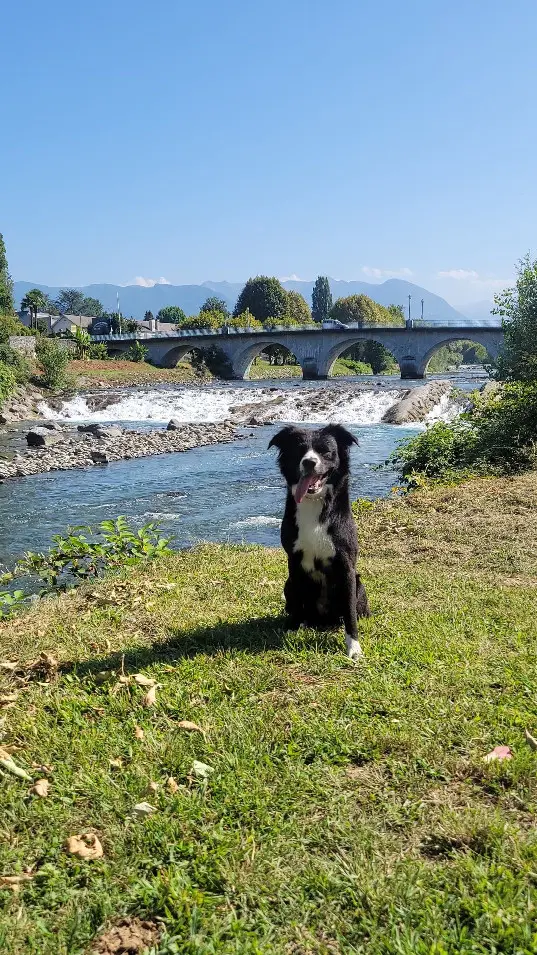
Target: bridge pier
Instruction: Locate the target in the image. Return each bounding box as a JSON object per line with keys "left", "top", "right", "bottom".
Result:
{"left": 399, "top": 356, "right": 426, "bottom": 379}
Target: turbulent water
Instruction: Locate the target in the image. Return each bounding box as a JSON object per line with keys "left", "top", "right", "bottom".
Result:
{"left": 1, "top": 376, "right": 479, "bottom": 568}
{"left": 40, "top": 383, "right": 404, "bottom": 425}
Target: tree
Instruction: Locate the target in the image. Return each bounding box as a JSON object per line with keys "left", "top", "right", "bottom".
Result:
{"left": 312, "top": 276, "right": 332, "bottom": 323}
{"left": 71, "top": 327, "right": 92, "bottom": 359}
{"left": 201, "top": 296, "right": 230, "bottom": 318}
{"left": 156, "top": 305, "right": 187, "bottom": 326}
{"left": 21, "top": 289, "right": 49, "bottom": 329}
{"left": 493, "top": 255, "right": 537, "bottom": 382}
{"left": 0, "top": 234, "right": 14, "bottom": 315}
{"left": 283, "top": 290, "right": 312, "bottom": 325}
{"left": 81, "top": 296, "right": 103, "bottom": 318}
{"left": 330, "top": 294, "right": 402, "bottom": 327}
{"left": 387, "top": 304, "right": 405, "bottom": 324}
{"left": 233, "top": 276, "right": 288, "bottom": 324}
{"left": 227, "top": 310, "right": 262, "bottom": 329}
{"left": 55, "top": 288, "right": 86, "bottom": 315}
{"left": 180, "top": 311, "right": 224, "bottom": 331}
{"left": 144, "top": 311, "right": 154, "bottom": 323}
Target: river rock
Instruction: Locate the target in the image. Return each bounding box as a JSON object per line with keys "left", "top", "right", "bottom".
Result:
{"left": 91, "top": 450, "right": 110, "bottom": 464}
{"left": 26, "top": 427, "right": 64, "bottom": 448}
{"left": 167, "top": 419, "right": 182, "bottom": 430}
{"left": 77, "top": 424, "right": 123, "bottom": 439}
{"left": 381, "top": 381, "right": 452, "bottom": 425}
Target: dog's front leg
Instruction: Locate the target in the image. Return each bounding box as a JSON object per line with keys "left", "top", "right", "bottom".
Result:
{"left": 339, "top": 561, "right": 363, "bottom": 660}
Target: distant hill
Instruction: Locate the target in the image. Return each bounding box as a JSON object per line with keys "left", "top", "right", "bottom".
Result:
{"left": 14, "top": 277, "right": 471, "bottom": 324}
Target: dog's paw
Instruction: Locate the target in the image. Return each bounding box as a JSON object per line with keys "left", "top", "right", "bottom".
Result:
{"left": 345, "top": 634, "right": 364, "bottom": 660}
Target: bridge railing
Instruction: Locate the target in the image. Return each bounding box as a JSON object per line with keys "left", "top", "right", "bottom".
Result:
{"left": 91, "top": 319, "right": 502, "bottom": 342}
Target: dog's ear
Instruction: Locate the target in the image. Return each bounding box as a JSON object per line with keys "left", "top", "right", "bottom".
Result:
{"left": 320, "top": 424, "right": 358, "bottom": 448}
{"left": 268, "top": 426, "right": 303, "bottom": 451}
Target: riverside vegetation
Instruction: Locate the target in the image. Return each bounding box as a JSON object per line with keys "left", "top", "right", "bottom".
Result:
{"left": 1, "top": 243, "right": 536, "bottom": 951}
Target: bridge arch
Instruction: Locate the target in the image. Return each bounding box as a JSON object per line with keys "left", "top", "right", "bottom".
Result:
{"left": 158, "top": 343, "right": 203, "bottom": 368}
{"left": 327, "top": 338, "right": 400, "bottom": 377}
{"left": 421, "top": 335, "right": 500, "bottom": 377}
{"left": 321, "top": 337, "right": 403, "bottom": 378}
{"left": 232, "top": 340, "right": 304, "bottom": 379}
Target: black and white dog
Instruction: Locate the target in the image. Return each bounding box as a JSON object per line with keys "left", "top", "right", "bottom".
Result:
{"left": 269, "top": 424, "right": 370, "bottom": 659}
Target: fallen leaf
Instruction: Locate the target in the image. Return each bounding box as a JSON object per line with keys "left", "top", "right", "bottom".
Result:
{"left": 0, "top": 751, "right": 33, "bottom": 781}
{"left": 166, "top": 776, "right": 179, "bottom": 793}
{"left": 142, "top": 685, "right": 157, "bottom": 707}
{"left": 109, "top": 758, "right": 123, "bottom": 770}
{"left": 134, "top": 726, "right": 144, "bottom": 740}
{"left": 177, "top": 720, "right": 204, "bottom": 734}
{"left": 65, "top": 833, "right": 104, "bottom": 860}
{"left": 484, "top": 745, "right": 512, "bottom": 763}
{"left": 0, "top": 661, "right": 17, "bottom": 671}
{"left": 524, "top": 729, "right": 537, "bottom": 751}
{"left": 147, "top": 781, "right": 159, "bottom": 794}
{"left": 31, "top": 779, "right": 50, "bottom": 798}
{"left": 118, "top": 674, "right": 130, "bottom": 685}
{"left": 39, "top": 653, "right": 58, "bottom": 670}
{"left": 133, "top": 673, "right": 156, "bottom": 687}
{"left": 191, "top": 760, "right": 214, "bottom": 778}
{"left": 133, "top": 801, "right": 156, "bottom": 817}
{"left": 0, "top": 874, "right": 33, "bottom": 885}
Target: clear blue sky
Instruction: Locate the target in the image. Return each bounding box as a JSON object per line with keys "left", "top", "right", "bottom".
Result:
{"left": 3, "top": 0, "right": 536, "bottom": 306}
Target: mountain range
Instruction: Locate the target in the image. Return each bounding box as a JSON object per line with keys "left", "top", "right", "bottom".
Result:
{"left": 13, "top": 277, "right": 486, "bottom": 324}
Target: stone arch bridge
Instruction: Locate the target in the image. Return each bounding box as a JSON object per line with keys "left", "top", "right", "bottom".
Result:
{"left": 93, "top": 324, "right": 504, "bottom": 380}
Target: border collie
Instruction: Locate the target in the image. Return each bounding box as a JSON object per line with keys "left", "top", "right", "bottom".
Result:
{"left": 269, "top": 424, "right": 370, "bottom": 659}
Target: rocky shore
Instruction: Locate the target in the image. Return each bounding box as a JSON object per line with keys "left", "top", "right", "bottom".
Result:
{"left": 0, "top": 421, "right": 238, "bottom": 482}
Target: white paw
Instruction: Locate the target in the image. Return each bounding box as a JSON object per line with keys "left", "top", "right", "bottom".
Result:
{"left": 345, "top": 634, "right": 363, "bottom": 660}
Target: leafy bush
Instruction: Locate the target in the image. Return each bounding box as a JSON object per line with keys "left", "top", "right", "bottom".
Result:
{"left": 392, "top": 383, "right": 537, "bottom": 485}
{"left": 36, "top": 338, "right": 71, "bottom": 389}
{"left": 0, "top": 588, "right": 25, "bottom": 618}
{"left": 88, "top": 342, "right": 110, "bottom": 359}
{"left": 0, "top": 361, "right": 17, "bottom": 404}
{"left": 17, "top": 517, "right": 173, "bottom": 593}
{"left": 493, "top": 254, "right": 537, "bottom": 382}
{"left": 189, "top": 345, "right": 232, "bottom": 378}
{"left": 126, "top": 341, "right": 148, "bottom": 362}
{"left": 0, "top": 314, "right": 33, "bottom": 342}
{"left": 332, "top": 358, "right": 373, "bottom": 375}
{"left": 0, "top": 342, "right": 31, "bottom": 383}
{"left": 71, "top": 327, "right": 92, "bottom": 359}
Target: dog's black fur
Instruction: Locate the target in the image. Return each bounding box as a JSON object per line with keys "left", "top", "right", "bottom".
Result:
{"left": 269, "top": 424, "right": 369, "bottom": 656}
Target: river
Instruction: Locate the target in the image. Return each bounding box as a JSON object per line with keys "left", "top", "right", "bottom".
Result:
{"left": 0, "top": 372, "right": 484, "bottom": 569}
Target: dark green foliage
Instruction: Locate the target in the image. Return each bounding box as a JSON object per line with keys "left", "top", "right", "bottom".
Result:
{"left": 0, "top": 233, "right": 14, "bottom": 315}
{"left": 341, "top": 340, "right": 398, "bottom": 374}
{"left": 190, "top": 345, "right": 233, "bottom": 378}
{"left": 428, "top": 340, "right": 488, "bottom": 374}
{"left": 54, "top": 288, "right": 86, "bottom": 314}
{"left": 16, "top": 517, "right": 172, "bottom": 593}
{"left": 156, "top": 305, "right": 187, "bottom": 326}
{"left": 493, "top": 254, "right": 537, "bottom": 382}
{"left": 233, "top": 276, "right": 288, "bottom": 323}
{"left": 393, "top": 383, "right": 537, "bottom": 484}
{"left": 387, "top": 303, "right": 405, "bottom": 322}
{"left": 82, "top": 296, "right": 103, "bottom": 318}
{"left": 126, "top": 341, "right": 148, "bottom": 362}
{"left": 201, "top": 296, "right": 230, "bottom": 318}
{"left": 36, "top": 338, "right": 70, "bottom": 389}
{"left": 88, "top": 342, "right": 110, "bottom": 359}
{"left": 144, "top": 310, "right": 154, "bottom": 323}
{"left": 108, "top": 315, "right": 139, "bottom": 333}
{"left": 312, "top": 276, "right": 332, "bottom": 323}
{"left": 20, "top": 288, "right": 49, "bottom": 328}
{"left": 181, "top": 311, "right": 224, "bottom": 331}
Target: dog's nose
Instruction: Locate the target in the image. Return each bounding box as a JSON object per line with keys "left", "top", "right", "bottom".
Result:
{"left": 301, "top": 457, "right": 316, "bottom": 474}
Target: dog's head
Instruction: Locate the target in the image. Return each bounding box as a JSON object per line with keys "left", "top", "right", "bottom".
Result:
{"left": 268, "top": 424, "right": 357, "bottom": 504}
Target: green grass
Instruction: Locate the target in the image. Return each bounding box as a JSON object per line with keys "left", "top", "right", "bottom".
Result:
{"left": 247, "top": 358, "right": 302, "bottom": 379}
{"left": 1, "top": 474, "right": 537, "bottom": 953}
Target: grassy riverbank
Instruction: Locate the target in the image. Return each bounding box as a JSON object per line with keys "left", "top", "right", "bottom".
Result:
{"left": 69, "top": 359, "right": 210, "bottom": 388}
{"left": 1, "top": 474, "right": 537, "bottom": 953}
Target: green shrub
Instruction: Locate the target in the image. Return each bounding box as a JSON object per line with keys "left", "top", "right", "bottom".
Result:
{"left": 17, "top": 517, "right": 173, "bottom": 593}
{"left": 0, "top": 315, "right": 33, "bottom": 342}
{"left": 36, "top": 338, "right": 71, "bottom": 389}
{"left": 393, "top": 383, "right": 537, "bottom": 485}
{"left": 126, "top": 341, "right": 148, "bottom": 362}
{"left": 0, "top": 361, "right": 17, "bottom": 404}
{"left": 88, "top": 342, "right": 110, "bottom": 359}
{"left": 0, "top": 343, "right": 31, "bottom": 383}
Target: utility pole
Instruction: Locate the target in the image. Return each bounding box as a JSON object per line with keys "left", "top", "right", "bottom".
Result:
{"left": 421, "top": 298, "right": 424, "bottom": 322}
{"left": 408, "top": 294, "right": 412, "bottom": 323}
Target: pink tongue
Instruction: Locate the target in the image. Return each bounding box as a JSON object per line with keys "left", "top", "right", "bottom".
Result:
{"left": 294, "top": 475, "right": 316, "bottom": 504}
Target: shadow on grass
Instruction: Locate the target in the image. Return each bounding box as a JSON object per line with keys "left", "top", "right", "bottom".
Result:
{"left": 61, "top": 614, "right": 316, "bottom": 679}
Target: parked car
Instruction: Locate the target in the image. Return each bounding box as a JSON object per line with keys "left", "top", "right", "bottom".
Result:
{"left": 322, "top": 319, "right": 346, "bottom": 329}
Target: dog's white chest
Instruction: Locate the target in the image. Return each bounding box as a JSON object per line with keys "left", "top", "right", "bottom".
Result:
{"left": 293, "top": 497, "right": 335, "bottom": 572}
